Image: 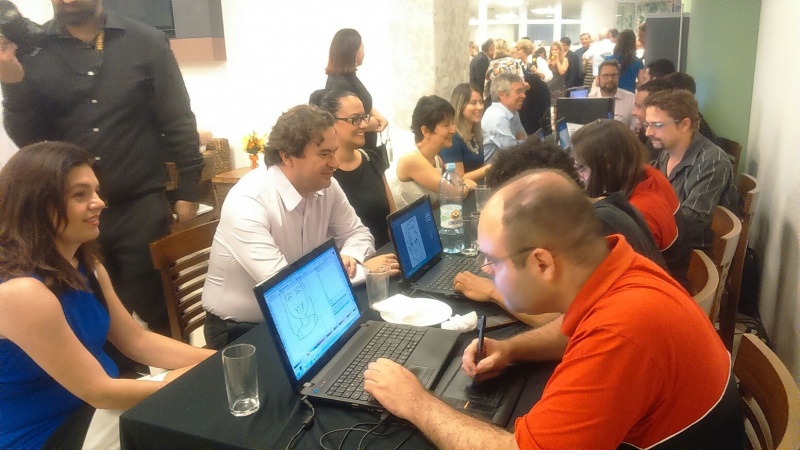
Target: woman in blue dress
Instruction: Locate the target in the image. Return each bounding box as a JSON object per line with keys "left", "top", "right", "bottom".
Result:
{"left": 606, "top": 29, "right": 645, "bottom": 92}
{"left": 440, "top": 83, "right": 490, "bottom": 183}
{"left": 0, "top": 142, "right": 213, "bottom": 450}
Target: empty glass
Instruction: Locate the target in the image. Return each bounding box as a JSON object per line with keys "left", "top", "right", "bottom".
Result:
{"left": 474, "top": 185, "right": 491, "bottom": 212}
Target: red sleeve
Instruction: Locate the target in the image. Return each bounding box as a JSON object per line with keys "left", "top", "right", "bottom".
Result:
{"left": 514, "top": 327, "right": 666, "bottom": 449}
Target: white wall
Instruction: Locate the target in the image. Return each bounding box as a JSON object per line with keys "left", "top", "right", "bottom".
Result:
{"left": 747, "top": 0, "right": 800, "bottom": 384}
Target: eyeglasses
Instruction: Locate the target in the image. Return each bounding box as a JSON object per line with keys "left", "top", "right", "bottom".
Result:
{"left": 642, "top": 119, "right": 681, "bottom": 130}
{"left": 599, "top": 73, "right": 619, "bottom": 79}
{"left": 336, "top": 114, "right": 371, "bottom": 126}
{"left": 479, "top": 246, "right": 536, "bottom": 270}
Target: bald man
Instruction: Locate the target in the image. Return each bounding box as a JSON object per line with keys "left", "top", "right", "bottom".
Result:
{"left": 363, "top": 170, "right": 743, "bottom": 449}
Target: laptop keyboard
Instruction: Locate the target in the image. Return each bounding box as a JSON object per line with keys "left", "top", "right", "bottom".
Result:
{"left": 327, "top": 324, "right": 426, "bottom": 402}
{"left": 428, "top": 258, "right": 479, "bottom": 291}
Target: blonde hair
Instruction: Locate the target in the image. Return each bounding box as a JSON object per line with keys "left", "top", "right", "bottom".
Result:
{"left": 515, "top": 39, "right": 533, "bottom": 56}
{"left": 494, "top": 39, "right": 511, "bottom": 58}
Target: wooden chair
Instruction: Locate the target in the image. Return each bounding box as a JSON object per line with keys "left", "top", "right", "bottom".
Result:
{"left": 150, "top": 220, "right": 219, "bottom": 344}
{"left": 206, "top": 138, "right": 236, "bottom": 209}
{"left": 687, "top": 249, "right": 718, "bottom": 318}
{"left": 718, "top": 136, "right": 742, "bottom": 174}
{"left": 707, "top": 205, "right": 741, "bottom": 322}
{"left": 734, "top": 333, "right": 800, "bottom": 449}
{"left": 718, "top": 174, "right": 761, "bottom": 350}
{"left": 166, "top": 150, "right": 220, "bottom": 234}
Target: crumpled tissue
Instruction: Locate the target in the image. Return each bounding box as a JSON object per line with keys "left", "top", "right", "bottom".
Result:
{"left": 441, "top": 311, "right": 478, "bottom": 332}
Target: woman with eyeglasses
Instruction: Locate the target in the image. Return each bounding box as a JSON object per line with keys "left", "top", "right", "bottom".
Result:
{"left": 387, "top": 95, "right": 476, "bottom": 209}
{"left": 0, "top": 142, "right": 213, "bottom": 450}
{"left": 325, "top": 28, "right": 389, "bottom": 166}
{"left": 311, "top": 89, "right": 396, "bottom": 248}
{"left": 440, "top": 83, "right": 490, "bottom": 182}
{"left": 571, "top": 119, "right": 691, "bottom": 289}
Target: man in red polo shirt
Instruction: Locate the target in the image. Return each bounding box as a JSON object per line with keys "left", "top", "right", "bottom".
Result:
{"left": 364, "top": 170, "right": 743, "bottom": 449}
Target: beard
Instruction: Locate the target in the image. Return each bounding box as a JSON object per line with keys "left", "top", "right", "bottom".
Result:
{"left": 55, "top": 0, "right": 100, "bottom": 26}
{"left": 600, "top": 82, "right": 618, "bottom": 96}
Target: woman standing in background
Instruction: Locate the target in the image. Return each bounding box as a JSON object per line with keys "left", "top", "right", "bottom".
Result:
{"left": 606, "top": 29, "right": 644, "bottom": 92}
{"left": 325, "top": 28, "right": 390, "bottom": 169}
{"left": 547, "top": 42, "right": 569, "bottom": 106}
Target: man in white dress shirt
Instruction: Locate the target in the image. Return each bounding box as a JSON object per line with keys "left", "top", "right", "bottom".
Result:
{"left": 202, "top": 105, "right": 386, "bottom": 349}
{"left": 589, "top": 60, "right": 635, "bottom": 128}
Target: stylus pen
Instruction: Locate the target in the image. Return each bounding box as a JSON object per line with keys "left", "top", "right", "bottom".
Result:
{"left": 476, "top": 315, "right": 486, "bottom": 363}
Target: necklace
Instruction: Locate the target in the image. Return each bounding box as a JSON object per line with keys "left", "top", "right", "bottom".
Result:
{"left": 466, "top": 135, "right": 480, "bottom": 155}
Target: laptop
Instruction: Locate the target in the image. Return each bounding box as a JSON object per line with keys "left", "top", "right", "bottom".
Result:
{"left": 253, "top": 239, "right": 460, "bottom": 408}
{"left": 387, "top": 195, "right": 480, "bottom": 297}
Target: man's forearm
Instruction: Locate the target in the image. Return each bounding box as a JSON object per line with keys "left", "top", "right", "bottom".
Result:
{"left": 507, "top": 317, "right": 568, "bottom": 362}
{"left": 409, "top": 392, "right": 518, "bottom": 450}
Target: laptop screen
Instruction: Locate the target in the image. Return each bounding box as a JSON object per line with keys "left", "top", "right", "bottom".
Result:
{"left": 556, "top": 119, "right": 571, "bottom": 150}
{"left": 388, "top": 197, "right": 442, "bottom": 280}
{"left": 256, "top": 242, "right": 360, "bottom": 382}
{"left": 569, "top": 87, "right": 589, "bottom": 98}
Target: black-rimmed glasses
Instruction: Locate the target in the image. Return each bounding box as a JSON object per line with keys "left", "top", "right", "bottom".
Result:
{"left": 336, "top": 114, "right": 371, "bottom": 126}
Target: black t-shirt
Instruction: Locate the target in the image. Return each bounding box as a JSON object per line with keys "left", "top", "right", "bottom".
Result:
{"left": 333, "top": 150, "right": 391, "bottom": 248}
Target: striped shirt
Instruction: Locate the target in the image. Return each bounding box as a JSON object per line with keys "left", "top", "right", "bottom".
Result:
{"left": 654, "top": 133, "right": 739, "bottom": 249}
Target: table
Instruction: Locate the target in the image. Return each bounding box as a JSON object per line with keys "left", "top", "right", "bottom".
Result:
{"left": 212, "top": 166, "right": 255, "bottom": 184}
{"left": 120, "top": 281, "right": 557, "bottom": 449}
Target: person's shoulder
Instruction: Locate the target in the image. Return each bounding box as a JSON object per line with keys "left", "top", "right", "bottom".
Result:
{"left": 0, "top": 276, "right": 48, "bottom": 297}
{"left": 692, "top": 135, "right": 734, "bottom": 167}
{"left": 618, "top": 88, "right": 635, "bottom": 99}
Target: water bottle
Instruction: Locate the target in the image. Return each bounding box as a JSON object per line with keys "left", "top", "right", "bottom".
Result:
{"left": 439, "top": 163, "right": 464, "bottom": 254}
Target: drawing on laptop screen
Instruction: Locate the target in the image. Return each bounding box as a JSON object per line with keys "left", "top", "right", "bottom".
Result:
{"left": 401, "top": 217, "right": 426, "bottom": 267}
{"left": 263, "top": 247, "right": 360, "bottom": 380}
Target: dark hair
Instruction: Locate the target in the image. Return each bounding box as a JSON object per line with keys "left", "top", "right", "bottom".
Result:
{"left": 571, "top": 119, "right": 648, "bottom": 197}
{"left": 264, "top": 105, "right": 336, "bottom": 166}
{"left": 534, "top": 47, "right": 547, "bottom": 59}
{"left": 646, "top": 59, "right": 676, "bottom": 79}
{"left": 598, "top": 59, "right": 620, "bottom": 75}
{"left": 499, "top": 170, "right": 604, "bottom": 268}
{"left": 325, "top": 28, "right": 361, "bottom": 76}
{"left": 608, "top": 28, "right": 619, "bottom": 39}
{"left": 613, "top": 29, "right": 637, "bottom": 69}
{"left": 0, "top": 141, "right": 100, "bottom": 293}
{"left": 410, "top": 95, "right": 455, "bottom": 143}
{"left": 638, "top": 77, "right": 673, "bottom": 95}
{"left": 662, "top": 72, "right": 697, "bottom": 94}
{"left": 643, "top": 89, "right": 700, "bottom": 132}
{"left": 309, "top": 89, "right": 357, "bottom": 116}
{"left": 485, "top": 137, "right": 582, "bottom": 189}
{"left": 481, "top": 38, "right": 494, "bottom": 53}
{"left": 560, "top": 36, "right": 571, "bottom": 46}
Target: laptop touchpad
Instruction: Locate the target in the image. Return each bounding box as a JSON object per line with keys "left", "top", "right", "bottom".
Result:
{"left": 407, "top": 365, "right": 434, "bottom": 386}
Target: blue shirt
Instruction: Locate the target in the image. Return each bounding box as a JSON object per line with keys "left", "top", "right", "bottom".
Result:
{"left": 606, "top": 54, "right": 644, "bottom": 93}
{"left": 481, "top": 102, "right": 526, "bottom": 163}
{"left": 440, "top": 133, "right": 485, "bottom": 174}
{"left": 0, "top": 267, "right": 118, "bottom": 450}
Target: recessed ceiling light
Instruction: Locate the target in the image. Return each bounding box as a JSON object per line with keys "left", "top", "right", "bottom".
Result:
{"left": 495, "top": 12, "right": 519, "bottom": 20}
{"left": 531, "top": 7, "right": 555, "bottom": 15}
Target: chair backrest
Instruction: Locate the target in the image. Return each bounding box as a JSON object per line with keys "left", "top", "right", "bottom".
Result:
{"left": 150, "top": 220, "right": 219, "bottom": 343}
{"left": 707, "top": 205, "right": 742, "bottom": 320}
{"left": 717, "top": 136, "right": 742, "bottom": 174}
{"left": 734, "top": 333, "right": 800, "bottom": 449}
{"left": 719, "top": 174, "right": 761, "bottom": 350}
{"left": 687, "top": 249, "right": 718, "bottom": 318}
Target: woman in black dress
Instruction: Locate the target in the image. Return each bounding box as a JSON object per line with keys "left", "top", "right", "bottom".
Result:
{"left": 311, "top": 89, "right": 396, "bottom": 248}
{"left": 325, "top": 28, "right": 389, "bottom": 166}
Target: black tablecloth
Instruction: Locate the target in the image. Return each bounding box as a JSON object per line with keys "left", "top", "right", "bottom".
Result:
{"left": 120, "top": 193, "right": 559, "bottom": 448}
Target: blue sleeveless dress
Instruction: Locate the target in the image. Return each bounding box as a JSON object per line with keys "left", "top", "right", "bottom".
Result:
{"left": 0, "top": 266, "right": 119, "bottom": 449}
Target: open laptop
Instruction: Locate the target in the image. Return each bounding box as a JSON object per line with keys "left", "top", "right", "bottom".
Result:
{"left": 253, "top": 239, "right": 460, "bottom": 408}
{"left": 387, "top": 195, "right": 480, "bottom": 297}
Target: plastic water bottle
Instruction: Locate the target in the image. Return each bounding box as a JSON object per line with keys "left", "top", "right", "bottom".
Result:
{"left": 439, "top": 163, "right": 464, "bottom": 254}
